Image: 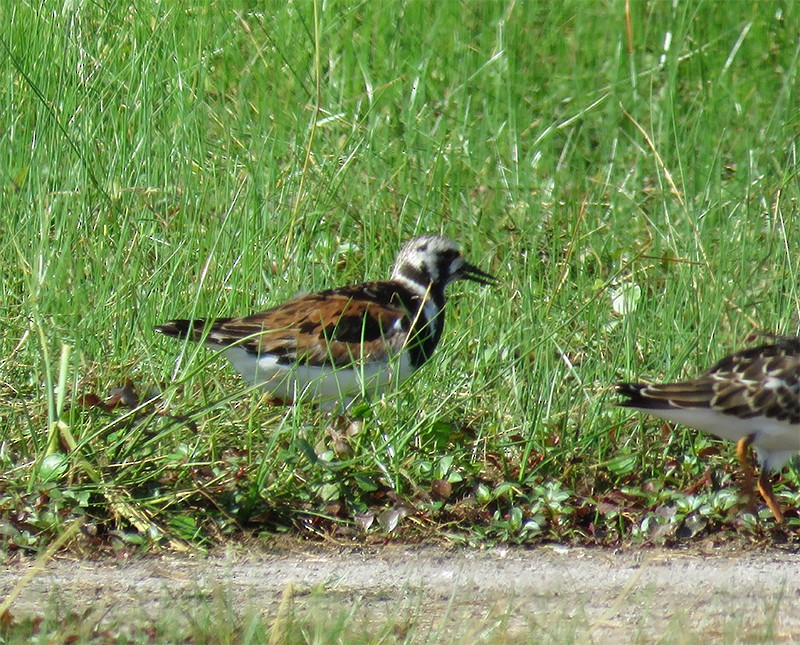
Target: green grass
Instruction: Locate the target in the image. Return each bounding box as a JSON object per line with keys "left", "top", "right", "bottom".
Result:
{"left": 1, "top": 0, "right": 800, "bottom": 553}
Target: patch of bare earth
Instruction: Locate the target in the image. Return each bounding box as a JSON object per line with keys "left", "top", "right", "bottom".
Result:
{"left": 2, "top": 542, "right": 799, "bottom": 641}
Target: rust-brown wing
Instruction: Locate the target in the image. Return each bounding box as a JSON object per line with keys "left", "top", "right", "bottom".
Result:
{"left": 197, "top": 285, "right": 416, "bottom": 368}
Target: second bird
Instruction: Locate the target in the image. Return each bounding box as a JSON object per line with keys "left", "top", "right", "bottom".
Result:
{"left": 617, "top": 335, "right": 800, "bottom": 522}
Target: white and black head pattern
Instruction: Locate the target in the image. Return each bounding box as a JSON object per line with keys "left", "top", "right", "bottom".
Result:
{"left": 391, "top": 235, "right": 495, "bottom": 299}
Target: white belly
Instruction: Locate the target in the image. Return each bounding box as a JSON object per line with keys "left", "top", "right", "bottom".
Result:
{"left": 221, "top": 346, "right": 415, "bottom": 407}
{"left": 638, "top": 407, "right": 800, "bottom": 470}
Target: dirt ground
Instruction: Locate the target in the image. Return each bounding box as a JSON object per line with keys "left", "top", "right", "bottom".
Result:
{"left": 2, "top": 542, "right": 799, "bottom": 642}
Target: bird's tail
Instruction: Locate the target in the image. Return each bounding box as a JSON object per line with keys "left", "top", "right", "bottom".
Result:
{"left": 155, "top": 319, "right": 208, "bottom": 341}
{"left": 614, "top": 382, "right": 650, "bottom": 408}
{"left": 615, "top": 381, "right": 713, "bottom": 409}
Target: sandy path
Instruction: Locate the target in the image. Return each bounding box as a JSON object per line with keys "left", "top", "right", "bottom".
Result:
{"left": 1, "top": 544, "right": 798, "bottom": 642}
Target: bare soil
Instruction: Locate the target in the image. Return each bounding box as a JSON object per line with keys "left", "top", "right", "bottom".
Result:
{"left": 2, "top": 542, "right": 799, "bottom": 642}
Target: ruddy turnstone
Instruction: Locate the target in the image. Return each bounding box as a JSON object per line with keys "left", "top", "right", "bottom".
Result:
{"left": 156, "top": 235, "right": 495, "bottom": 406}
{"left": 617, "top": 336, "right": 800, "bottom": 522}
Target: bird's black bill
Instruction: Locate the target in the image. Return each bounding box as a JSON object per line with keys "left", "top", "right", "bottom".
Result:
{"left": 461, "top": 263, "right": 497, "bottom": 286}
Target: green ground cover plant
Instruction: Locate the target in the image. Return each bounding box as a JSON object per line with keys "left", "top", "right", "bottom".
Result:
{"left": 1, "top": 0, "right": 799, "bottom": 554}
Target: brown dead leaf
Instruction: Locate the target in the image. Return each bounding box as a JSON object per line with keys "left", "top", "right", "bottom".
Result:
{"left": 430, "top": 479, "right": 452, "bottom": 501}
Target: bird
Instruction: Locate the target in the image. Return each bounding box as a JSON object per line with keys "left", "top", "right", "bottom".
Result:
{"left": 616, "top": 335, "right": 800, "bottom": 523}
{"left": 156, "top": 235, "right": 496, "bottom": 407}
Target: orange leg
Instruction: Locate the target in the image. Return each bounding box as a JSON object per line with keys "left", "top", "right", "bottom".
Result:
{"left": 757, "top": 468, "right": 785, "bottom": 524}
{"left": 735, "top": 436, "right": 784, "bottom": 523}
{"left": 735, "top": 436, "right": 758, "bottom": 515}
